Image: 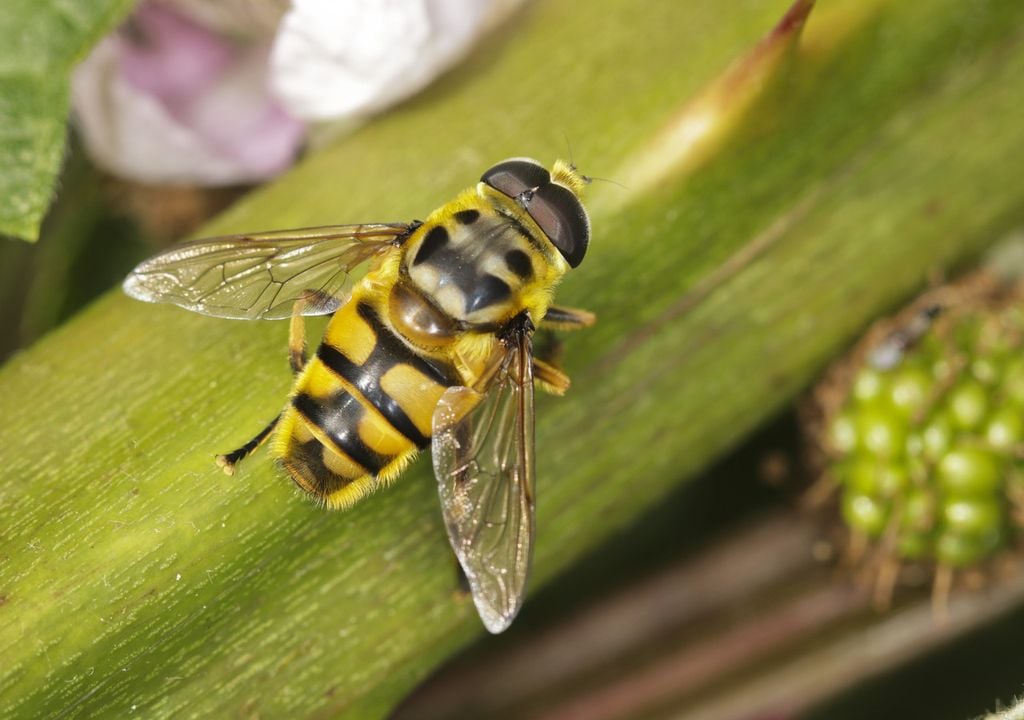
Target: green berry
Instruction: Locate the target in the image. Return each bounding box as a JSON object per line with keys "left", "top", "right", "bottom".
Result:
{"left": 857, "top": 407, "right": 905, "bottom": 458}
{"left": 921, "top": 413, "right": 954, "bottom": 463}
{"left": 889, "top": 367, "right": 931, "bottom": 417}
{"left": 843, "top": 458, "right": 909, "bottom": 498}
{"left": 947, "top": 379, "right": 989, "bottom": 430}
{"left": 822, "top": 295, "right": 1024, "bottom": 574}
{"left": 876, "top": 465, "right": 910, "bottom": 497}
{"left": 829, "top": 411, "right": 858, "bottom": 454}
{"left": 941, "top": 497, "right": 1002, "bottom": 535}
{"left": 985, "top": 406, "right": 1023, "bottom": 450}
{"left": 971, "top": 356, "right": 1001, "bottom": 385}
{"left": 935, "top": 528, "right": 1001, "bottom": 567}
{"left": 852, "top": 368, "right": 887, "bottom": 404}
{"left": 843, "top": 457, "right": 879, "bottom": 495}
{"left": 937, "top": 448, "right": 1002, "bottom": 496}
{"left": 842, "top": 491, "right": 888, "bottom": 537}
{"left": 901, "top": 488, "right": 935, "bottom": 532}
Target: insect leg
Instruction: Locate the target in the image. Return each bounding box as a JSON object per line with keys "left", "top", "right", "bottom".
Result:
{"left": 533, "top": 305, "right": 595, "bottom": 378}
{"left": 533, "top": 357, "right": 570, "bottom": 395}
{"left": 540, "top": 305, "right": 596, "bottom": 331}
{"left": 289, "top": 305, "right": 308, "bottom": 374}
{"left": 288, "top": 289, "right": 338, "bottom": 374}
{"left": 216, "top": 414, "right": 281, "bottom": 475}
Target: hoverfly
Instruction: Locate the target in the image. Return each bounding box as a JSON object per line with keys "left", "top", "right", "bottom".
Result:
{"left": 123, "top": 158, "right": 595, "bottom": 633}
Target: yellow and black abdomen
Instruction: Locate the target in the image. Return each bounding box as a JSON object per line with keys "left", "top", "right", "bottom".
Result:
{"left": 272, "top": 294, "right": 460, "bottom": 509}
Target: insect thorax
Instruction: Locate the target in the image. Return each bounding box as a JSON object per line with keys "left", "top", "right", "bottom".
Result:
{"left": 401, "top": 193, "right": 561, "bottom": 329}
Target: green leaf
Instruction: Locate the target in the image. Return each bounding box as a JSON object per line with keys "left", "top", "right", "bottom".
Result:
{"left": 0, "top": 0, "right": 134, "bottom": 241}
{"left": 3, "top": 0, "right": 1024, "bottom": 717}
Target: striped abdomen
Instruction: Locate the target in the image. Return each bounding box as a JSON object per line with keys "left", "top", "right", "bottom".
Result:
{"left": 273, "top": 297, "right": 459, "bottom": 509}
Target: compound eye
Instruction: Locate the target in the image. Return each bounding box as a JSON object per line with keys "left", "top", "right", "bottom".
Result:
{"left": 525, "top": 183, "right": 590, "bottom": 268}
{"left": 481, "top": 159, "right": 550, "bottom": 198}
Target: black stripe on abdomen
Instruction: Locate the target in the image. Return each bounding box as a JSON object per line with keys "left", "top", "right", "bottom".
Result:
{"left": 357, "top": 303, "right": 459, "bottom": 386}
{"left": 317, "top": 344, "right": 430, "bottom": 448}
{"left": 292, "top": 391, "right": 388, "bottom": 474}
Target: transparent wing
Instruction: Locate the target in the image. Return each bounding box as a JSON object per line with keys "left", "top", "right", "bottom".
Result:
{"left": 122, "top": 223, "right": 414, "bottom": 319}
{"left": 432, "top": 329, "right": 535, "bottom": 633}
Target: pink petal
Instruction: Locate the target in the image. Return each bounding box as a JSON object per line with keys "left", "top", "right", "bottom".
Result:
{"left": 118, "top": 1, "right": 237, "bottom": 107}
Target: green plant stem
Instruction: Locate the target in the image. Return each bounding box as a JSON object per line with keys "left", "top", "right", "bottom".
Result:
{"left": 3, "top": 0, "right": 1024, "bottom": 717}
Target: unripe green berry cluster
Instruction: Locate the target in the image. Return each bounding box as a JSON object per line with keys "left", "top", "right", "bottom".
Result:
{"left": 828, "top": 304, "right": 1024, "bottom": 568}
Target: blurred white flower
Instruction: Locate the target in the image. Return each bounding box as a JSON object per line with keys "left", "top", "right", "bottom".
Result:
{"left": 71, "top": 0, "right": 515, "bottom": 185}
{"left": 271, "top": 0, "right": 495, "bottom": 120}
{"left": 73, "top": 1, "right": 303, "bottom": 185}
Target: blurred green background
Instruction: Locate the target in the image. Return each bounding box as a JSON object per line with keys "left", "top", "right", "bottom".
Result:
{"left": 4, "top": 1, "right": 1024, "bottom": 718}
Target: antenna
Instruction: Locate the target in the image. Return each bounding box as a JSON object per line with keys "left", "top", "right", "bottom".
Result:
{"left": 559, "top": 133, "right": 627, "bottom": 189}
{"left": 561, "top": 131, "right": 576, "bottom": 168}
{"left": 585, "top": 175, "right": 629, "bottom": 191}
